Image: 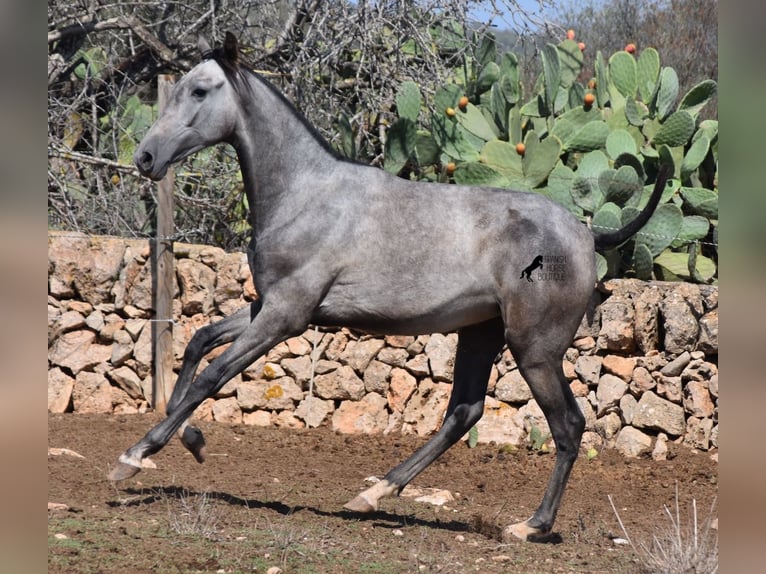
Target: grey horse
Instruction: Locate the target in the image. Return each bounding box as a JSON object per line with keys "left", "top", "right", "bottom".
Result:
{"left": 110, "top": 32, "right": 669, "bottom": 542}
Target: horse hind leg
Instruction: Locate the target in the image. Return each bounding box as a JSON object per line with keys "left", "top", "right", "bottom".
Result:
{"left": 502, "top": 329, "right": 585, "bottom": 541}
{"left": 344, "top": 318, "right": 505, "bottom": 512}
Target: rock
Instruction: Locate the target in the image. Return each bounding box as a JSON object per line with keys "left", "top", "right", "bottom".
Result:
{"left": 71, "top": 236, "right": 127, "bottom": 306}
{"left": 697, "top": 310, "right": 718, "bottom": 355}
{"left": 633, "top": 286, "right": 662, "bottom": 353}
{"left": 425, "top": 333, "right": 457, "bottom": 382}
{"left": 473, "top": 397, "right": 524, "bottom": 446}
{"left": 596, "top": 374, "right": 628, "bottom": 416}
{"left": 237, "top": 378, "right": 303, "bottom": 410}
{"left": 314, "top": 360, "right": 342, "bottom": 375}
{"left": 629, "top": 366, "right": 656, "bottom": 395}
{"left": 709, "top": 374, "right": 718, "bottom": 398}
{"left": 387, "top": 368, "right": 417, "bottom": 412}
{"left": 213, "top": 374, "right": 240, "bottom": 399}
{"left": 632, "top": 391, "right": 686, "bottom": 437}
{"left": 57, "top": 310, "right": 86, "bottom": 334}
{"left": 294, "top": 395, "right": 334, "bottom": 428}
{"left": 85, "top": 309, "right": 105, "bottom": 332}
{"left": 108, "top": 366, "right": 144, "bottom": 400}
{"left": 176, "top": 259, "right": 216, "bottom": 316}
{"left": 569, "top": 379, "right": 589, "bottom": 398}
{"left": 595, "top": 412, "right": 623, "bottom": 444}
{"left": 652, "top": 433, "right": 669, "bottom": 460}
{"left": 684, "top": 381, "right": 715, "bottom": 418}
{"left": 243, "top": 410, "right": 273, "bottom": 426}
{"left": 49, "top": 330, "right": 110, "bottom": 374}
{"left": 404, "top": 354, "right": 430, "bottom": 377}
{"left": 516, "top": 399, "right": 550, "bottom": 438}
{"left": 213, "top": 252, "right": 245, "bottom": 315}
{"left": 132, "top": 322, "right": 153, "bottom": 378}
{"left": 402, "top": 379, "right": 452, "bottom": 436}
{"left": 274, "top": 410, "right": 304, "bottom": 429}
{"left": 385, "top": 335, "right": 415, "bottom": 348}
{"left": 48, "top": 367, "right": 74, "bottom": 413}
{"left": 562, "top": 359, "right": 577, "bottom": 380}
{"left": 110, "top": 330, "right": 134, "bottom": 366}
{"left": 212, "top": 396, "right": 242, "bottom": 424}
{"left": 285, "top": 335, "right": 312, "bottom": 357}
{"left": 363, "top": 360, "right": 392, "bottom": 394}
{"left": 114, "top": 254, "right": 153, "bottom": 311}
{"left": 580, "top": 431, "right": 602, "bottom": 452}
{"left": 72, "top": 371, "right": 113, "bottom": 413}
{"left": 340, "top": 338, "right": 385, "bottom": 373}
{"left": 601, "top": 355, "right": 636, "bottom": 382}
{"left": 124, "top": 318, "right": 146, "bottom": 341}
{"left": 660, "top": 351, "right": 691, "bottom": 376}
{"left": 597, "top": 295, "right": 636, "bottom": 353}
{"left": 376, "top": 347, "right": 409, "bottom": 368}
{"left": 281, "top": 356, "right": 313, "bottom": 388}
{"left": 656, "top": 375, "right": 683, "bottom": 404}
{"left": 323, "top": 331, "right": 348, "bottom": 361}
{"left": 685, "top": 417, "right": 714, "bottom": 450}
{"left": 614, "top": 427, "right": 652, "bottom": 458}
{"left": 494, "top": 369, "right": 532, "bottom": 404}
{"left": 112, "top": 386, "right": 139, "bottom": 414}
{"left": 661, "top": 292, "right": 700, "bottom": 354}
{"left": 332, "top": 393, "right": 389, "bottom": 434}
{"left": 575, "top": 355, "right": 602, "bottom": 386}
{"left": 575, "top": 397, "right": 597, "bottom": 430}
{"left": 619, "top": 394, "right": 637, "bottom": 425}
{"left": 573, "top": 336, "right": 596, "bottom": 352}
{"left": 313, "top": 366, "right": 365, "bottom": 401}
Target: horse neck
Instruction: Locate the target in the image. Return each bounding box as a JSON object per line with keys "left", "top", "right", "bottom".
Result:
{"left": 232, "top": 73, "right": 338, "bottom": 229}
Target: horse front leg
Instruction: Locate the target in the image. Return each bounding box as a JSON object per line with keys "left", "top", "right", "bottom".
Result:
{"left": 168, "top": 303, "right": 258, "bottom": 463}
{"left": 344, "top": 318, "right": 504, "bottom": 512}
{"left": 108, "top": 302, "right": 305, "bottom": 481}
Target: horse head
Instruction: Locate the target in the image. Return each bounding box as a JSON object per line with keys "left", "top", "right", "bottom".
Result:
{"left": 134, "top": 33, "right": 242, "bottom": 180}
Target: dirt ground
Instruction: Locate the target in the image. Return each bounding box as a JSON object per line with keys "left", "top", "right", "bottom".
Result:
{"left": 48, "top": 413, "right": 718, "bottom": 573}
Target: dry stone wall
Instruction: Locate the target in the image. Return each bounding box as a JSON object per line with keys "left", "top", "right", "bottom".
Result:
{"left": 48, "top": 231, "right": 719, "bottom": 458}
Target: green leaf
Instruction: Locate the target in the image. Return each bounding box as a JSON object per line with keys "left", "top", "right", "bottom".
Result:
{"left": 632, "top": 242, "right": 654, "bottom": 280}
{"left": 608, "top": 51, "right": 638, "bottom": 98}
{"left": 522, "top": 133, "right": 562, "bottom": 188}
{"left": 564, "top": 121, "right": 610, "bottom": 152}
{"left": 480, "top": 140, "right": 523, "bottom": 179}
{"left": 453, "top": 162, "right": 510, "bottom": 188}
{"left": 456, "top": 102, "right": 498, "bottom": 141}
{"left": 541, "top": 43, "right": 561, "bottom": 113}
{"left": 467, "top": 425, "right": 479, "bottom": 448}
{"left": 476, "top": 62, "right": 501, "bottom": 94}
{"left": 606, "top": 129, "right": 638, "bottom": 159}
{"left": 652, "top": 110, "right": 695, "bottom": 147}
{"left": 677, "top": 79, "right": 717, "bottom": 118}
{"left": 656, "top": 67, "right": 679, "bottom": 121}
{"left": 396, "top": 81, "right": 421, "bottom": 122}
{"left": 680, "top": 187, "right": 718, "bottom": 219}
{"left": 384, "top": 118, "right": 416, "bottom": 174}
{"left": 672, "top": 215, "right": 710, "bottom": 248}
{"left": 635, "top": 203, "right": 683, "bottom": 256}
{"left": 655, "top": 249, "right": 716, "bottom": 282}
{"left": 636, "top": 47, "right": 660, "bottom": 102}
{"left": 558, "top": 39, "right": 584, "bottom": 89}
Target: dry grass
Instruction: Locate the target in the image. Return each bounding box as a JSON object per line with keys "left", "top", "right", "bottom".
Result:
{"left": 162, "top": 488, "right": 222, "bottom": 540}
{"left": 609, "top": 484, "right": 718, "bottom": 574}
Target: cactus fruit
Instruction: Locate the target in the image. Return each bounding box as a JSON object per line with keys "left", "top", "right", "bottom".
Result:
{"left": 625, "top": 43, "right": 636, "bottom": 54}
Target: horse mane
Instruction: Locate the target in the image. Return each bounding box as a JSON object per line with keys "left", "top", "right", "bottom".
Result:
{"left": 204, "top": 33, "right": 353, "bottom": 164}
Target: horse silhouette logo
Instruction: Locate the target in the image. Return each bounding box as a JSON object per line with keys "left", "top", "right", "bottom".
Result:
{"left": 520, "top": 255, "right": 544, "bottom": 282}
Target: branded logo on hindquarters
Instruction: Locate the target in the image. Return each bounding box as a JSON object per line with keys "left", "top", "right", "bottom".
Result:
{"left": 520, "top": 254, "right": 567, "bottom": 282}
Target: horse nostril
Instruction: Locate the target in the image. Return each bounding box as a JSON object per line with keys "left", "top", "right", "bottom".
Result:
{"left": 136, "top": 151, "right": 154, "bottom": 171}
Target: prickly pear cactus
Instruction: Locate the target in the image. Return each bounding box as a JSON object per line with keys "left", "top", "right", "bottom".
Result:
{"left": 379, "top": 30, "right": 717, "bottom": 283}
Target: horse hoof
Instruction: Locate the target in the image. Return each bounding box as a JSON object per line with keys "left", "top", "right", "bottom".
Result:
{"left": 343, "top": 495, "right": 377, "bottom": 513}
{"left": 108, "top": 460, "right": 142, "bottom": 482}
{"left": 180, "top": 425, "right": 207, "bottom": 463}
{"left": 503, "top": 520, "right": 548, "bottom": 542}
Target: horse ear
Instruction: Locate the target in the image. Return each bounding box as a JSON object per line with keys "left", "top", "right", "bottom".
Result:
{"left": 223, "top": 32, "right": 239, "bottom": 64}
{"left": 197, "top": 36, "right": 213, "bottom": 59}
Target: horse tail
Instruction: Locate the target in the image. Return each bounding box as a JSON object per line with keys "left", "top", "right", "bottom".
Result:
{"left": 592, "top": 164, "right": 672, "bottom": 251}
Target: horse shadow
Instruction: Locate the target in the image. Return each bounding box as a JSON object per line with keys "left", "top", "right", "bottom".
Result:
{"left": 109, "top": 485, "right": 562, "bottom": 543}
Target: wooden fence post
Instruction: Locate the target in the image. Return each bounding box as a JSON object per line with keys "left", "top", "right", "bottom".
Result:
{"left": 151, "top": 74, "right": 176, "bottom": 412}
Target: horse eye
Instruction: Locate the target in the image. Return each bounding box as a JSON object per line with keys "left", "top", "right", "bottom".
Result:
{"left": 191, "top": 87, "right": 207, "bottom": 99}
